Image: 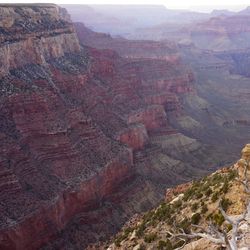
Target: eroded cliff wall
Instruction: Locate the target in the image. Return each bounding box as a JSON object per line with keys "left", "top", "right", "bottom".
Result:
{"left": 0, "top": 5, "right": 134, "bottom": 249}
{"left": 0, "top": 4, "right": 220, "bottom": 249}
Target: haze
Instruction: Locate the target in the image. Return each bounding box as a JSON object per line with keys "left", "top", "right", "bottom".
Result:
{"left": 0, "top": 0, "right": 249, "bottom": 12}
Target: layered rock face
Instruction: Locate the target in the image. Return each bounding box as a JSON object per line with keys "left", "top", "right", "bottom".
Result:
{"left": 123, "top": 11, "right": 250, "bottom": 52}
{"left": 189, "top": 15, "right": 250, "bottom": 51}
{"left": 2, "top": 4, "right": 248, "bottom": 250}
{"left": 74, "top": 22, "right": 179, "bottom": 61}
{"left": 0, "top": 4, "right": 80, "bottom": 76}
{"left": 0, "top": 5, "right": 132, "bottom": 249}
{"left": 0, "top": 4, "right": 201, "bottom": 249}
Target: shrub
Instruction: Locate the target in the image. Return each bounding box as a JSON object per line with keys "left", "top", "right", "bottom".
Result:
{"left": 144, "top": 233, "right": 157, "bottom": 243}
{"left": 114, "top": 228, "right": 133, "bottom": 246}
{"left": 114, "top": 233, "right": 128, "bottom": 247}
{"left": 202, "top": 176, "right": 208, "bottom": 182}
{"left": 210, "top": 173, "right": 223, "bottom": 185}
{"left": 153, "top": 203, "right": 171, "bottom": 221}
{"left": 201, "top": 204, "right": 208, "bottom": 214}
{"left": 114, "top": 239, "right": 121, "bottom": 247}
{"left": 124, "top": 227, "right": 133, "bottom": 235}
{"left": 173, "top": 200, "right": 182, "bottom": 210}
{"left": 143, "top": 211, "right": 154, "bottom": 223}
{"left": 205, "top": 188, "right": 212, "bottom": 196}
{"left": 206, "top": 213, "right": 213, "bottom": 221}
{"left": 201, "top": 183, "right": 210, "bottom": 192}
{"left": 227, "top": 169, "right": 237, "bottom": 181}
{"left": 221, "top": 181, "right": 229, "bottom": 194}
{"left": 178, "top": 218, "right": 191, "bottom": 233}
{"left": 136, "top": 222, "right": 146, "bottom": 237}
{"left": 213, "top": 212, "right": 225, "bottom": 226}
{"left": 157, "top": 240, "right": 173, "bottom": 250}
{"left": 191, "top": 213, "right": 201, "bottom": 224}
{"left": 168, "top": 216, "right": 175, "bottom": 225}
{"left": 211, "top": 192, "right": 219, "bottom": 202}
{"left": 191, "top": 202, "right": 199, "bottom": 212}
{"left": 220, "top": 197, "right": 232, "bottom": 212}
{"left": 195, "top": 192, "right": 203, "bottom": 199}
{"left": 183, "top": 187, "right": 195, "bottom": 201}
{"left": 225, "top": 223, "right": 233, "bottom": 232}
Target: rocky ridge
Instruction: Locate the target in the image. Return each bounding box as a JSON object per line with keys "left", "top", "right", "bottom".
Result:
{"left": 108, "top": 144, "right": 250, "bottom": 249}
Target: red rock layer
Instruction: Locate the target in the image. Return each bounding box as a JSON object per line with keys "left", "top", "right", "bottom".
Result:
{"left": 117, "top": 124, "right": 148, "bottom": 150}
{"left": 0, "top": 5, "right": 195, "bottom": 249}
{"left": 74, "top": 22, "right": 179, "bottom": 61}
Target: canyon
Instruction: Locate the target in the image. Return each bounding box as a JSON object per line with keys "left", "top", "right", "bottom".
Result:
{"left": 0, "top": 3, "right": 250, "bottom": 250}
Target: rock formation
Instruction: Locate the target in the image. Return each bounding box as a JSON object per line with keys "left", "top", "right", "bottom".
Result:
{"left": 1, "top": 4, "right": 250, "bottom": 249}
{"left": 235, "top": 144, "right": 250, "bottom": 180}
{"left": 109, "top": 145, "right": 250, "bottom": 250}
{"left": 0, "top": 4, "right": 205, "bottom": 249}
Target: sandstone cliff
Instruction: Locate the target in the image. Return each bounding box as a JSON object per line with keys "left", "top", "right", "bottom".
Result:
{"left": 1, "top": 4, "right": 249, "bottom": 250}
{"left": 0, "top": 4, "right": 203, "bottom": 249}
{"left": 0, "top": 4, "right": 131, "bottom": 249}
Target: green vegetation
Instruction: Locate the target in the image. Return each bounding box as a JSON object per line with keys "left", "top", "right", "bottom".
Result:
{"left": 136, "top": 222, "right": 146, "bottom": 237}
{"left": 114, "top": 227, "right": 134, "bottom": 247}
{"left": 225, "top": 223, "right": 233, "bottom": 232}
{"left": 211, "top": 191, "right": 219, "bottom": 202}
{"left": 201, "top": 204, "right": 208, "bottom": 213}
{"left": 220, "top": 197, "right": 232, "bottom": 212}
{"left": 157, "top": 239, "right": 173, "bottom": 250}
{"left": 191, "top": 213, "right": 201, "bottom": 224}
{"left": 154, "top": 203, "right": 172, "bottom": 220}
{"left": 213, "top": 212, "right": 225, "bottom": 226}
{"left": 195, "top": 192, "right": 203, "bottom": 199}
{"left": 221, "top": 180, "right": 229, "bottom": 194}
{"left": 144, "top": 233, "right": 157, "bottom": 243}
{"left": 178, "top": 217, "right": 191, "bottom": 233}
{"left": 205, "top": 188, "right": 212, "bottom": 196}
{"left": 114, "top": 168, "right": 237, "bottom": 248}
{"left": 172, "top": 199, "right": 182, "bottom": 209}
{"left": 191, "top": 202, "right": 199, "bottom": 212}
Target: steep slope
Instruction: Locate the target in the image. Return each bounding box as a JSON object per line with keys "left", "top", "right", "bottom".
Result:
{"left": 1, "top": 4, "right": 250, "bottom": 250}
{"left": 0, "top": 4, "right": 134, "bottom": 249}
{"left": 75, "top": 22, "right": 250, "bottom": 165}
{"left": 176, "top": 44, "right": 250, "bottom": 155}
{"left": 0, "top": 4, "right": 212, "bottom": 250}
{"left": 108, "top": 145, "right": 250, "bottom": 249}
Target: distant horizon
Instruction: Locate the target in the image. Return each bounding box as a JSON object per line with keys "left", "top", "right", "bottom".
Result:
{"left": 0, "top": 0, "right": 249, "bottom": 13}
{"left": 63, "top": 3, "right": 249, "bottom": 13}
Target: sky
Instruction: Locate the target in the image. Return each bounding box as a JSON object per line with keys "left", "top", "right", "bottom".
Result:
{"left": 0, "top": 0, "right": 249, "bottom": 12}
